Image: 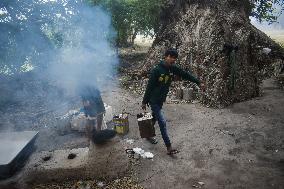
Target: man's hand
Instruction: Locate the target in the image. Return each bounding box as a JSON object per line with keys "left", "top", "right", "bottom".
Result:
{"left": 141, "top": 103, "right": 148, "bottom": 111}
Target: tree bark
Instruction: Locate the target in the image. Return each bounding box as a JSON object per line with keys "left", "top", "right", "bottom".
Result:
{"left": 140, "top": 0, "right": 284, "bottom": 107}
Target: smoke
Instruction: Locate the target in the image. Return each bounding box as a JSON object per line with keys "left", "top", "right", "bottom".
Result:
{"left": 0, "top": 0, "right": 119, "bottom": 134}
{"left": 47, "top": 2, "right": 119, "bottom": 94}
{"left": 0, "top": 0, "right": 119, "bottom": 99}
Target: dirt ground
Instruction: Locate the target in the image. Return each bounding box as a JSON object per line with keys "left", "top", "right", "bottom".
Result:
{"left": 131, "top": 78, "right": 284, "bottom": 189}
{"left": 9, "top": 78, "right": 284, "bottom": 188}
{"left": 0, "top": 59, "right": 283, "bottom": 188}
{"left": 102, "top": 77, "right": 283, "bottom": 189}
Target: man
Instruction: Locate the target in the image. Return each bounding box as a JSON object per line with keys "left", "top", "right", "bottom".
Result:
{"left": 142, "top": 49, "right": 203, "bottom": 155}
{"left": 80, "top": 85, "right": 116, "bottom": 144}
{"left": 81, "top": 85, "right": 105, "bottom": 142}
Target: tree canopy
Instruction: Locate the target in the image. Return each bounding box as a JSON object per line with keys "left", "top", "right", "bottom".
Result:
{"left": 89, "top": 0, "right": 164, "bottom": 46}
{"left": 0, "top": 0, "right": 283, "bottom": 76}
{"left": 0, "top": 0, "right": 115, "bottom": 75}
{"left": 89, "top": 0, "right": 284, "bottom": 46}
{"left": 251, "top": 0, "right": 284, "bottom": 23}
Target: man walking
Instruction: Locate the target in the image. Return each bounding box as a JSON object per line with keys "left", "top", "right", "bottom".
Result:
{"left": 142, "top": 49, "right": 203, "bottom": 155}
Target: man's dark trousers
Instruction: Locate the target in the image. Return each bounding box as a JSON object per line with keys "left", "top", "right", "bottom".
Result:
{"left": 150, "top": 103, "right": 171, "bottom": 147}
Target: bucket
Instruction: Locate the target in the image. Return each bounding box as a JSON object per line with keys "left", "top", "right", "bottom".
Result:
{"left": 113, "top": 113, "right": 129, "bottom": 134}
{"left": 137, "top": 112, "right": 155, "bottom": 138}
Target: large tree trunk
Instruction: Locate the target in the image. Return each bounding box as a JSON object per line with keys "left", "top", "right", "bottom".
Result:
{"left": 140, "top": 0, "right": 284, "bottom": 107}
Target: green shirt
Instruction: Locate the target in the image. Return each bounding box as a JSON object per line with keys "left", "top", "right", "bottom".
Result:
{"left": 142, "top": 60, "right": 200, "bottom": 105}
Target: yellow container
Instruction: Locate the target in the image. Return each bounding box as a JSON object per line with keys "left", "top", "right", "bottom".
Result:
{"left": 113, "top": 114, "right": 129, "bottom": 135}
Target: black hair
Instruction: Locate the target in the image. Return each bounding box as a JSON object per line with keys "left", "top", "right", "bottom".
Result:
{"left": 165, "top": 48, "right": 178, "bottom": 58}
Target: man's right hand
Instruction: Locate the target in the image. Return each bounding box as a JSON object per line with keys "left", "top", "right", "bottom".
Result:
{"left": 141, "top": 103, "right": 147, "bottom": 111}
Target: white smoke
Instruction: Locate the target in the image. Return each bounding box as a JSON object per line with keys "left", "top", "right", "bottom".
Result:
{"left": 0, "top": 0, "right": 119, "bottom": 118}
{"left": 47, "top": 4, "right": 119, "bottom": 94}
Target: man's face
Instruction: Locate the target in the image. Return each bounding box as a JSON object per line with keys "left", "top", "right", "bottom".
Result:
{"left": 165, "top": 55, "right": 177, "bottom": 66}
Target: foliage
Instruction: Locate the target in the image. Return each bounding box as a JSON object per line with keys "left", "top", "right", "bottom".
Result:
{"left": 0, "top": 0, "right": 283, "bottom": 75}
{"left": 0, "top": 0, "right": 78, "bottom": 75}
{"left": 89, "top": 0, "right": 164, "bottom": 46}
{"left": 250, "top": 0, "right": 284, "bottom": 23}
{"left": 89, "top": 0, "right": 284, "bottom": 46}
{"left": 0, "top": 0, "right": 116, "bottom": 75}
